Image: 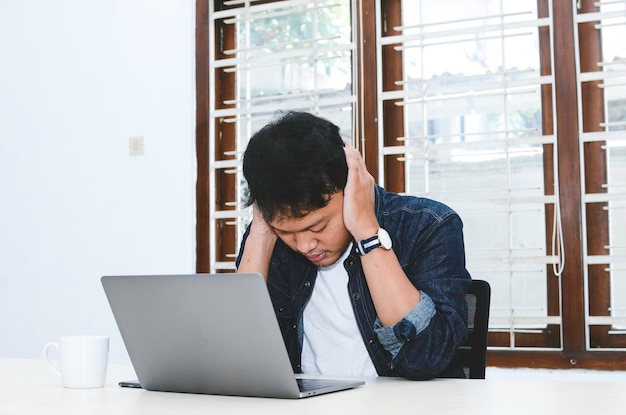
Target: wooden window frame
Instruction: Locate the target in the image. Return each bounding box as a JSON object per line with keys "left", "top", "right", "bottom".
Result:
{"left": 196, "top": 0, "right": 626, "bottom": 369}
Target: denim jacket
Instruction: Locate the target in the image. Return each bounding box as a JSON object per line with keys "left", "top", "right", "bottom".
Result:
{"left": 236, "top": 186, "right": 471, "bottom": 380}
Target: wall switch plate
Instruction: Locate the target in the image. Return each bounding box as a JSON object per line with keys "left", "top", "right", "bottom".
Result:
{"left": 129, "top": 136, "right": 145, "bottom": 156}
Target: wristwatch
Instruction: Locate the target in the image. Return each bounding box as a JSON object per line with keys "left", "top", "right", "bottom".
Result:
{"left": 356, "top": 228, "right": 393, "bottom": 256}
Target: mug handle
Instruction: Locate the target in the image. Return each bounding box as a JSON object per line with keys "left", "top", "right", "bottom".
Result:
{"left": 43, "top": 342, "right": 61, "bottom": 377}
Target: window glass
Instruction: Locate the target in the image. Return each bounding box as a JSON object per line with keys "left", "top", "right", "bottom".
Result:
{"left": 395, "top": 0, "right": 552, "bottom": 342}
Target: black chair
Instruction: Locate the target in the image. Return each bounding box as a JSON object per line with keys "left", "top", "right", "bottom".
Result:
{"left": 459, "top": 279, "right": 491, "bottom": 379}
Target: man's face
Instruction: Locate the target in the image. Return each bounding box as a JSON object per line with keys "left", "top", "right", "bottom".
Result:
{"left": 269, "top": 192, "right": 352, "bottom": 267}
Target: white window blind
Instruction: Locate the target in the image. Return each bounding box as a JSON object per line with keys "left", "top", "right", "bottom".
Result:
{"left": 577, "top": 0, "right": 626, "bottom": 349}
{"left": 377, "top": 0, "right": 562, "bottom": 348}
{"left": 208, "top": 0, "right": 355, "bottom": 271}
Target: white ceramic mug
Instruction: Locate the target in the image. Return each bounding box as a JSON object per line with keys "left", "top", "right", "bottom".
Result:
{"left": 43, "top": 335, "right": 109, "bottom": 388}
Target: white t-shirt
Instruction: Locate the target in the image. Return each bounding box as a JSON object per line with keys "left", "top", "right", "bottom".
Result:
{"left": 301, "top": 243, "right": 378, "bottom": 377}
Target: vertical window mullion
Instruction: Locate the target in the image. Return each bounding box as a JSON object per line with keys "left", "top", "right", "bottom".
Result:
{"left": 215, "top": 11, "right": 238, "bottom": 271}
{"left": 379, "top": 0, "right": 405, "bottom": 192}
{"left": 356, "top": 0, "right": 380, "bottom": 176}
{"left": 578, "top": 0, "right": 610, "bottom": 349}
{"left": 196, "top": 0, "right": 211, "bottom": 272}
{"left": 552, "top": 0, "right": 586, "bottom": 356}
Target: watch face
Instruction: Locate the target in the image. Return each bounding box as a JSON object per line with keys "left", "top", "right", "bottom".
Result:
{"left": 378, "top": 228, "right": 392, "bottom": 250}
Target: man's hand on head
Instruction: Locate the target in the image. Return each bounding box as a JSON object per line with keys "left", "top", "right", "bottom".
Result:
{"left": 342, "top": 144, "right": 379, "bottom": 241}
{"left": 237, "top": 203, "right": 278, "bottom": 280}
{"left": 250, "top": 204, "right": 279, "bottom": 242}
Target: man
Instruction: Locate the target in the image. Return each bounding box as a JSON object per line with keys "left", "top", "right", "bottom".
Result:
{"left": 236, "top": 111, "right": 471, "bottom": 380}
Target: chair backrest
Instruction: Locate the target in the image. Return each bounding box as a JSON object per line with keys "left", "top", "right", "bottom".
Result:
{"left": 459, "top": 279, "right": 491, "bottom": 379}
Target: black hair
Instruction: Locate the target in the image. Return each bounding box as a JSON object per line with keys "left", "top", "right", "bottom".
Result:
{"left": 242, "top": 111, "right": 348, "bottom": 222}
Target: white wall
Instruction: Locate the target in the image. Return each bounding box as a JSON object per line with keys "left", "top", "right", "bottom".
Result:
{"left": 0, "top": 0, "right": 196, "bottom": 364}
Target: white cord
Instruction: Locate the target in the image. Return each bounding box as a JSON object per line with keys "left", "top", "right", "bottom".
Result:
{"left": 550, "top": 0, "right": 566, "bottom": 278}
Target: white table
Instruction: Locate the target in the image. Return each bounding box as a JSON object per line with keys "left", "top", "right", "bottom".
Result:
{"left": 2, "top": 358, "right": 624, "bottom": 414}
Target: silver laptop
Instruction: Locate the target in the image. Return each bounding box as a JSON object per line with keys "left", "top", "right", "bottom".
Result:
{"left": 101, "top": 273, "right": 364, "bottom": 399}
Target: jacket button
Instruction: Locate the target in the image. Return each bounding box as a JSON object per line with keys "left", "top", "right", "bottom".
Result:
{"left": 304, "top": 281, "right": 311, "bottom": 288}
{"left": 352, "top": 293, "right": 360, "bottom": 300}
{"left": 292, "top": 325, "right": 297, "bottom": 329}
